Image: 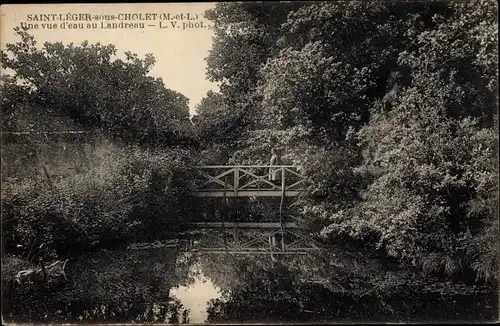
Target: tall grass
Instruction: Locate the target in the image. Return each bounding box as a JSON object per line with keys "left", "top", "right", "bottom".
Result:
{"left": 1, "top": 137, "right": 194, "bottom": 260}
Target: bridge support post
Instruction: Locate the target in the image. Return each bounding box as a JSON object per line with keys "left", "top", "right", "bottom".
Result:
{"left": 280, "top": 166, "right": 286, "bottom": 252}
{"left": 234, "top": 167, "right": 239, "bottom": 197}
{"left": 281, "top": 167, "right": 285, "bottom": 194}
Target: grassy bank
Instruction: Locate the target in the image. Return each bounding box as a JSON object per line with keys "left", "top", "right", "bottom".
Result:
{"left": 1, "top": 138, "right": 195, "bottom": 261}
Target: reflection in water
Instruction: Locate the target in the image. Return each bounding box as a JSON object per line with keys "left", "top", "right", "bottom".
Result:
{"left": 3, "top": 237, "right": 498, "bottom": 324}
{"left": 170, "top": 256, "right": 222, "bottom": 324}
{"left": 197, "top": 252, "right": 336, "bottom": 323}
{"left": 175, "top": 246, "right": 498, "bottom": 324}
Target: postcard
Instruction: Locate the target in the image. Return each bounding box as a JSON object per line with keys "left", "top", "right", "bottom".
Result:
{"left": 1, "top": 2, "right": 498, "bottom": 324}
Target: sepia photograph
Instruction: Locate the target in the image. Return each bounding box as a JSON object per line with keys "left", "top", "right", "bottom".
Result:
{"left": 1, "top": 1, "right": 499, "bottom": 324}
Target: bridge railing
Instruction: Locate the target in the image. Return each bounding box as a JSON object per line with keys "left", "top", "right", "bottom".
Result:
{"left": 192, "top": 165, "right": 306, "bottom": 197}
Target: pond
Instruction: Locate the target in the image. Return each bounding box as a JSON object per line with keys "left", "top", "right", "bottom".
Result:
{"left": 3, "top": 234, "right": 498, "bottom": 324}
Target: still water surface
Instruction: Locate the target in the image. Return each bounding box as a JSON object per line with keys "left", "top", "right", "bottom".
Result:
{"left": 3, "top": 239, "right": 498, "bottom": 323}
{"left": 169, "top": 261, "right": 222, "bottom": 323}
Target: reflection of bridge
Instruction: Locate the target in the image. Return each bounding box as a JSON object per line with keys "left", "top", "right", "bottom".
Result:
{"left": 185, "top": 222, "right": 321, "bottom": 255}
{"left": 192, "top": 165, "right": 306, "bottom": 197}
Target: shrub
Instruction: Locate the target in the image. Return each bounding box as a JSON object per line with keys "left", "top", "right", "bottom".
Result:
{"left": 1, "top": 140, "right": 194, "bottom": 259}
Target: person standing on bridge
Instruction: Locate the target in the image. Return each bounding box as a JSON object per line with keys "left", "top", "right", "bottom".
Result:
{"left": 269, "top": 148, "right": 282, "bottom": 184}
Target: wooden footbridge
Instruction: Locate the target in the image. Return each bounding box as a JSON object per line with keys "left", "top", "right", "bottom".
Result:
{"left": 192, "top": 165, "right": 306, "bottom": 197}
{"left": 187, "top": 166, "right": 320, "bottom": 256}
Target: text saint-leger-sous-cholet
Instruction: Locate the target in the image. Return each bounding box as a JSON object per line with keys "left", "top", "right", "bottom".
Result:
{"left": 26, "top": 13, "right": 198, "bottom": 22}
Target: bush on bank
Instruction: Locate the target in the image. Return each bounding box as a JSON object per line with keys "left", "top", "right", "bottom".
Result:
{"left": 1, "top": 140, "right": 195, "bottom": 260}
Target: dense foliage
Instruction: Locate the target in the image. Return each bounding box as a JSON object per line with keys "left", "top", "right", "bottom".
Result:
{"left": 1, "top": 27, "right": 193, "bottom": 146}
{"left": 197, "top": 0, "right": 498, "bottom": 285}
{"left": 2, "top": 142, "right": 193, "bottom": 259}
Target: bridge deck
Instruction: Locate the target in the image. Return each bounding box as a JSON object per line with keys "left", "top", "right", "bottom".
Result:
{"left": 193, "top": 190, "right": 301, "bottom": 197}
{"left": 192, "top": 222, "right": 299, "bottom": 229}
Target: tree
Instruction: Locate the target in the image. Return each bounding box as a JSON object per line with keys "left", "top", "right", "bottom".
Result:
{"left": 1, "top": 27, "right": 193, "bottom": 147}
{"left": 201, "top": 2, "right": 306, "bottom": 163}
{"left": 244, "top": 1, "right": 449, "bottom": 150}
{"left": 232, "top": 1, "right": 453, "bottom": 224}
{"left": 192, "top": 90, "right": 237, "bottom": 163}
{"left": 321, "top": 0, "right": 498, "bottom": 282}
